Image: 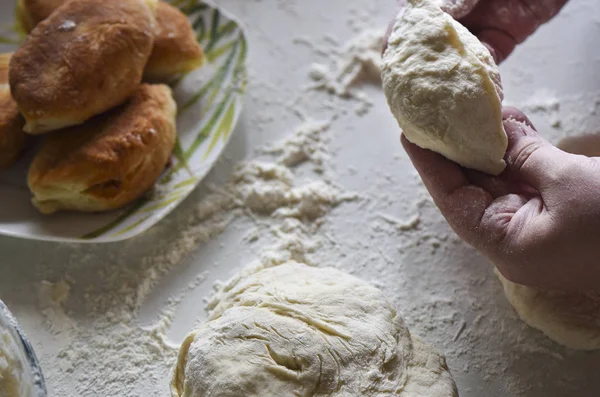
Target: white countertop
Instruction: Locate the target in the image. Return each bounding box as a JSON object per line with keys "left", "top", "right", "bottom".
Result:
{"left": 2, "top": 0, "right": 600, "bottom": 396}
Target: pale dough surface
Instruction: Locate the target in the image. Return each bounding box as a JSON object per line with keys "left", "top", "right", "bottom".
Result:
{"left": 497, "top": 270, "right": 600, "bottom": 350}
{"left": 171, "top": 261, "right": 458, "bottom": 396}
{"left": 437, "top": 0, "right": 480, "bottom": 18}
{"left": 382, "top": 0, "right": 507, "bottom": 175}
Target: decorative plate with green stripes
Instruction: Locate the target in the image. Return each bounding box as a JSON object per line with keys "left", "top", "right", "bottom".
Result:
{"left": 0, "top": 0, "right": 247, "bottom": 243}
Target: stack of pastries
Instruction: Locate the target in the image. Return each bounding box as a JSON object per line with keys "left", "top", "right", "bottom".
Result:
{"left": 2, "top": 0, "right": 205, "bottom": 214}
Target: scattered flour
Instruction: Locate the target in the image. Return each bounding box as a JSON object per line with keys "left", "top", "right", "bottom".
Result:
{"left": 8, "top": 9, "right": 595, "bottom": 397}
{"left": 304, "top": 29, "right": 385, "bottom": 115}
{"left": 35, "top": 119, "right": 356, "bottom": 396}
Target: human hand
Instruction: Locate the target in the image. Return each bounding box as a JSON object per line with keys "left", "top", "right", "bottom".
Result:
{"left": 403, "top": 108, "right": 600, "bottom": 292}
{"left": 384, "top": 0, "right": 570, "bottom": 63}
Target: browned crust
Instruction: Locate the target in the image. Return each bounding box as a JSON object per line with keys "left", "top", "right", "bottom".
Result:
{"left": 19, "top": 0, "right": 67, "bottom": 31}
{"left": 16, "top": 1, "right": 203, "bottom": 81}
{"left": 10, "top": 0, "right": 156, "bottom": 134}
{"left": 28, "top": 84, "right": 177, "bottom": 214}
{"left": 145, "top": 1, "right": 205, "bottom": 81}
{"left": 0, "top": 53, "right": 27, "bottom": 169}
{"left": 0, "top": 87, "right": 27, "bottom": 169}
{"left": 0, "top": 53, "right": 10, "bottom": 84}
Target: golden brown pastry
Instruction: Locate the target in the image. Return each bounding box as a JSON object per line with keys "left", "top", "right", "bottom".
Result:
{"left": 0, "top": 54, "right": 27, "bottom": 169}
{"left": 10, "top": 0, "right": 158, "bottom": 134}
{"left": 17, "top": 0, "right": 204, "bottom": 81}
{"left": 144, "top": 1, "right": 204, "bottom": 81}
{"left": 28, "top": 84, "right": 177, "bottom": 214}
{"left": 16, "top": 0, "right": 66, "bottom": 32}
{"left": 0, "top": 53, "right": 10, "bottom": 83}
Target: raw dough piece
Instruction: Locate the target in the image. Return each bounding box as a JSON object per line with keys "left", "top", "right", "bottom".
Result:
{"left": 10, "top": 0, "right": 157, "bottom": 134}
{"left": 382, "top": 0, "right": 507, "bottom": 175}
{"left": 0, "top": 53, "right": 26, "bottom": 169}
{"left": 497, "top": 270, "right": 600, "bottom": 350}
{"left": 171, "top": 261, "right": 457, "bottom": 397}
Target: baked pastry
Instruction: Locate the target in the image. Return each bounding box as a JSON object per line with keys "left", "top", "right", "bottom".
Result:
{"left": 28, "top": 84, "right": 177, "bottom": 214}
{"left": 16, "top": 0, "right": 204, "bottom": 81}
{"left": 144, "top": 1, "right": 204, "bottom": 81}
{"left": 0, "top": 54, "right": 27, "bottom": 169}
{"left": 10, "top": 0, "right": 158, "bottom": 134}
{"left": 16, "top": 0, "right": 66, "bottom": 32}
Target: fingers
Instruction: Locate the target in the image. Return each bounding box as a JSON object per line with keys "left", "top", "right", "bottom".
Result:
{"left": 465, "top": 169, "right": 512, "bottom": 198}
{"left": 503, "top": 107, "right": 535, "bottom": 128}
{"left": 459, "top": 0, "right": 570, "bottom": 64}
{"left": 401, "top": 135, "right": 493, "bottom": 245}
{"left": 401, "top": 135, "right": 470, "bottom": 205}
{"left": 474, "top": 30, "right": 516, "bottom": 64}
{"left": 503, "top": 117, "right": 571, "bottom": 191}
{"left": 440, "top": 0, "right": 480, "bottom": 19}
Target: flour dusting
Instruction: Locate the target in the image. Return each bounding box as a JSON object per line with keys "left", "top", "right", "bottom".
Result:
{"left": 5, "top": 3, "right": 598, "bottom": 396}
{"left": 306, "top": 29, "right": 385, "bottom": 115}
{"left": 35, "top": 117, "right": 355, "bottom": 396}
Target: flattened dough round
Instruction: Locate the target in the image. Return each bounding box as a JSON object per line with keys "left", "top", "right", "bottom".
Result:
{"left": 382, "top": 0, "right": 507, "bottom": 175}
{"left": 171, "top": 262, "right": 457, "bottom": 397}
{"left": 497, "top": 270, "right": 600, "bottom": 350}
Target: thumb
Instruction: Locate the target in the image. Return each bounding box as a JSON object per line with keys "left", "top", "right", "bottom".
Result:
{"left": 503, "top": 116, "right": 574, "bottom": 192}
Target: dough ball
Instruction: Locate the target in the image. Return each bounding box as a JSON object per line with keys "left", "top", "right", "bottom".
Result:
{"left": 171, "top": 262, "right": 457, "bottom": 397}
{"left": 382, "top": 0, "right": 507, "bottom": 175}
{"left": 496, "top": 270, "right": 600, "bottom": 350}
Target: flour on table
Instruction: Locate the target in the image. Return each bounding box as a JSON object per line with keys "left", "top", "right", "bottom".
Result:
{"left": 35, "top": 118, "right": 355, "bottom": 396}
{"left": 305, "top": 29, "right": 384, "bottom": 115}
{"left": 505, "top": 89, "right": 562, "bottom": 129}
{"left": 38, "top": 280, "right": 75, "bottom": 336}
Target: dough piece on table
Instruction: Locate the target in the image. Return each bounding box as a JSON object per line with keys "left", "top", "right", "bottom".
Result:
{"left": 496, "top": 270, "right": 600, "bottom": 350}
{"left": 171, "top": 261, "right": 458, "bottom": 397}
{"left": 10, "top": 0, "right": 158, "bottom": 134}
{"left": 382, "top": 0, "right": 507, "bottom": 175}
{"left": 0, "top": 53, "right": 26, "bottom": 169}
{"left": 144, "top": 1, "right": 205, "bottom": 81}
{"left": 27, "top": 84, "right": 176, "bottom": 214}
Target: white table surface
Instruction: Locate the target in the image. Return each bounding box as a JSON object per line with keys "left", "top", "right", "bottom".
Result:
{"left": 2, "top": 0, "right": 600, "bottom": 396}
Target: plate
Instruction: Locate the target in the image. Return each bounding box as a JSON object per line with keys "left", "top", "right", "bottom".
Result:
{"left": 0, "top": 0, "right": 247, "bottom": 242}
{"left": 0, "top": 300, "right": 47, "bottom": 396}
